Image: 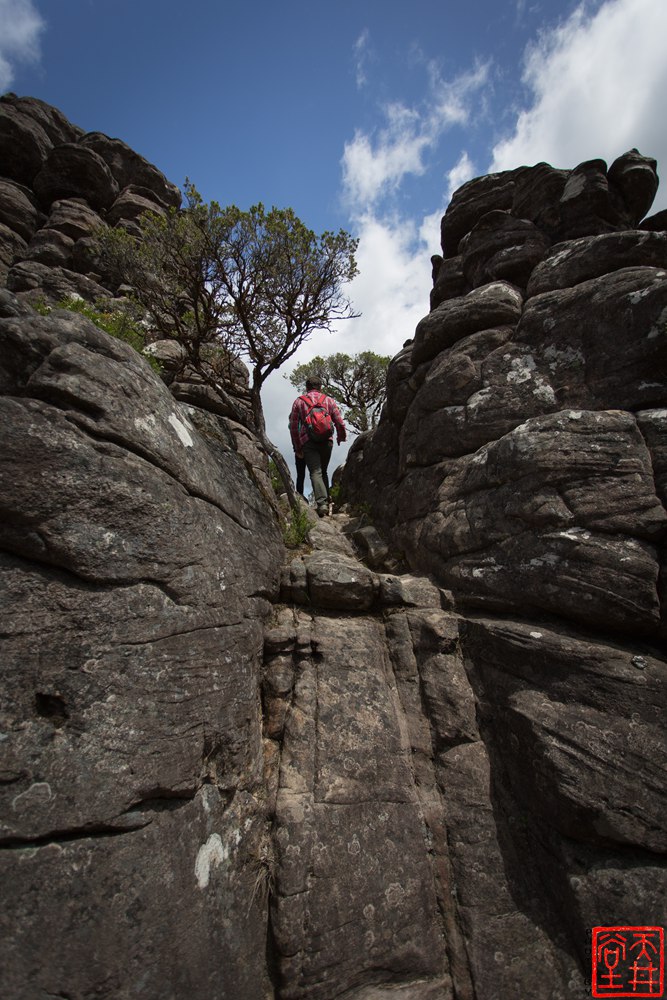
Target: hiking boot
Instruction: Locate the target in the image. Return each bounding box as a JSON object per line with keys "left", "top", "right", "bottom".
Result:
{"left": 317, "top": 505, "right": 329, "bottom": 518}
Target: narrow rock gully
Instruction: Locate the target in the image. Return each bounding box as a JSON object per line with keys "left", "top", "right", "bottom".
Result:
{"left": 261, "top": 506, "right": 582, "bottom": 1000}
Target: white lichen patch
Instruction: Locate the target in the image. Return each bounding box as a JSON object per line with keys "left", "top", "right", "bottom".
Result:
{"left": 12, "top": 782, "right": 53, "bottom": 811}
{"left": 530, "top": 631, "right": 543, "bottom": 639}
{"left": 629, "top": 287, "right": 652, "bottom": 305}
{"left": 195, "top": 833, "right": 228, "bottom": 889}
{"left": 558, "top": 527, "right": 592, "bottom": 542}
{"left": 168, "top": 412, "right": 194, "bottom": 447}
{"left": 134, "top": 414, "right": 158, "bottom": 437}
{"left": 506, "top": 356, "right": 537, "bottom": 385}
{"left": 533, "top": 382, "right": 556, "bottom": 404}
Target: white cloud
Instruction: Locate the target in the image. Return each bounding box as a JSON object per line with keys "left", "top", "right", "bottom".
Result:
{"left": 491, "top": 0, "right": 667, "bottom": 212}
{"left": 445, "top": 150, "right": 477, "bottom": 202}
{"left": 353, "top": 28, "right": 371, "bottom": 89}
{"left": 0, "top": 0, "right": 45, "bottom": 92}
{"left": 263, "top": 207, "right": 438, "bottom": 480}
{"left": 341, "top": 60, "right": 490, "bottom": 213}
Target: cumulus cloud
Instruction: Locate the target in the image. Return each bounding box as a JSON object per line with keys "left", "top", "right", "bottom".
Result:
{"left": 445, "top": 150, "right": 477, "bottom": 202}
{"left": 491, "top": 0, "right": 667, "bottom": 211}
{"left": 263, "top": 208, "right": 436, "bottom": 479}
{"left": 342, "top": 60, "right": 490, "bottom": 213}
{"left": 0, "top": 0, "right": 45, "bottom": 92}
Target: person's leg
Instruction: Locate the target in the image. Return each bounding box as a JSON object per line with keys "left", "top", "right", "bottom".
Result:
{"left": 303, "top": 441, "right": 328, "bottom": 510}
{"left": 320, "top": 442, "right": 333, "bottom": 496}
{"left": 295, "top": 454, "right": 306, "bottom": 496}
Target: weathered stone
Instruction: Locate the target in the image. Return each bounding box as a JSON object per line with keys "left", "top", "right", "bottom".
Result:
{"left": 412, "top": 281, "right": 523, "bottom": 366}
{"left": 351, "top": 524, "right": 389, "bottom": 568}
{"left": 440, "top": 170, "right": 516, "bottom": 257}
{"left": 7, "top": 260, "right": 110, "bottom": 305}
{"left": 272, "top": 614, "right": 451, "bottom": 999}
{"left": 410, "top": 410, "right": 666, "bottom": 632}
{"left": 22, "top": 227, "right": 75, "bottom": 268}
{"left": 0, "top": 99, "right": 52, "bottom": 184}
{"left": 0, "top": 178, "right": 44, "bottom": 241}
{"left": 459, "top": 210, "right": 550, "bottom": 289}
{"left": 79, "top": 132, "right": 181, "bottom": 209}
{"left": 0, "top": 224, "right": 27, "bottom": 280}
{"left": 438, "top": 741, "right": 585, "bottom": 999}
{"left": 527, "top": 230, "right": 667, "bottom": 297}
{"left": 379, "top": 574, "right": 442, "bottom": 608}
{"left": 106, "top": 184, "right": 168, "bottom": 226}
{"left": 1, "top": 93, "right": 83, "bottom": 145}
{"left": 46, "top": 197, "right": 105, "bottom": 240}
{"left": 0, "top": 289, "right": 283, "bottom": 999}
{"left": 519, "top": 266, "right": 667, "bottom": 411}
{"left": 640, "top": 208, "right": 667, "bottom": 232}
{"left": 461, "top": 614, "right": 667, "bottom": 859}
{"left": 302, "top": 551, "right": 379, "bottom": 610}
{"left": 429, "top": 253, "right": 470, "bottom": 309}
{"left": 33, "top": 143, "right": 120, "bottom": 211}
{"left": 607, "top": 148, "right": 659, "bottom": 225}
{"left": 510, "top": 161, "right": 569, "bottom": 235}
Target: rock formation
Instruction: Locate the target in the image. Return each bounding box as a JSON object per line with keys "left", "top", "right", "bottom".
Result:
{"left": 1, "top": 97, "right": 666, "bottom": 1000}
{"left": 343, "top": 151, "right": 667, "bottom": 995}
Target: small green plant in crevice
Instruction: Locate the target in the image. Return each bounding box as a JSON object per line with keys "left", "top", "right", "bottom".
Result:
{"left": 282, "top": 505, "right": 310, "bottom": 548}
{"left": 268, "top": 459, "right": 282, "bottom": 497}
{"left": 349, "top": 500, "right": 373, "bottom": 519}
{"left": 32, "top": 296, "right": 162, "bottom": 374}
{"left": 328, "top": 482, "right": 342, "bottom": 509}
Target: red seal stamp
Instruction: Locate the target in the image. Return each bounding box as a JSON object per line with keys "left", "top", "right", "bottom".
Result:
{"left": 592, "top": 927, "right": 664, "bottom": 997}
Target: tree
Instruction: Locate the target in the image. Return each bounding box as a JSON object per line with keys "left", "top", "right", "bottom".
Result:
{"left": 288, "top": 351, "right": 391, "bottom": 433}
{"left": 96, "top": 183, "right": 359, "bottom": 506}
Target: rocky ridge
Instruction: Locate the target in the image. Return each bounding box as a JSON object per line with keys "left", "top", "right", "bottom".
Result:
{"left": 1, "top": 97, "right": 665, "bottom": 999}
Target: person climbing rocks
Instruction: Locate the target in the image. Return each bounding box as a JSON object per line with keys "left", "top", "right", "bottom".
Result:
{"left": 290, "top": 376, "right": 346, "bottom": 516}
{"left": 288, "top": 410, "right": 307, "bottom": 497}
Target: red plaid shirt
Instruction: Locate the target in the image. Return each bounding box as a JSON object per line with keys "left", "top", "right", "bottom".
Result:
{"left": 290, "top": 391, "right": 346, "bottom": 452}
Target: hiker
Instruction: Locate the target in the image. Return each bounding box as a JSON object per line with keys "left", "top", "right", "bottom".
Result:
{"left": 290, "top": 376, "right": 346, "bottom": 516}
{"left": 288, "top": 411, "right": 307, "bottom": 497}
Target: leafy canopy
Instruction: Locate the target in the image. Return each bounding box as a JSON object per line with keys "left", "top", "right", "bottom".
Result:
{"left": 288, "top": 351, "right": 390, "bottom": 434}
{"left": 97, "top": 183, "right": 359, "bottom": 408}
{"left": 96, "top": 182, "right": 359, "bottom": 509}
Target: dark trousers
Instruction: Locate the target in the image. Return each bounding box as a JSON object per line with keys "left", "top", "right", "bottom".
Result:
{"left": 295, "top": 454, "right": 306, "bottom": 496}
{"left": 303, "top": 440, "right": 333, "bottom": 509}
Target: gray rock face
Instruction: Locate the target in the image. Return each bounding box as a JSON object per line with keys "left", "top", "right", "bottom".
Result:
{"left": 342, "top": 147, "right": 667, "bottom": 999}
{"left": 0, "top": 97, "right": 180, "bottom": 304}
{"left": 0, "top": 290, "right": 283, "bottom": 999}
{"left": 3, "top": 100, "right": 666, "bottom": 1000}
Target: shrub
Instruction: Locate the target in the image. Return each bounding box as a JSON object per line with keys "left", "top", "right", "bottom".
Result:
{"left": 33, "top": 297, "right": 162, "bottom": 374}
{"left": 283, "top": 506, "right": 310, "bottom": 548}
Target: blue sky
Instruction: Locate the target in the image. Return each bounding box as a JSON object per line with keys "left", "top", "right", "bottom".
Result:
{"left": 2, "top": 0, "right": 667, "bottom": 476}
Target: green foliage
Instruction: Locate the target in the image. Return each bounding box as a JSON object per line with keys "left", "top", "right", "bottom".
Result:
{"left": 328, "top": 482, "right": 343, "bottom": 508}
{"left": 268, "top": 459, "right": 282, "bottom": 496}
{"left": 287, "top": 351, "right": 390, "bottom": 434}
{"left": 282, "top": 506, "right": 311, "bottom": 548}
{"left": 32, "top": 296, "right": 161, "bottom": 373}
{"left": 94, "top": 183, "right": 359, "bottom": 403}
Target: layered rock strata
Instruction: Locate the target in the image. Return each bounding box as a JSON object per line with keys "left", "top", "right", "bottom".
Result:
{"left": 2, "top": 96, "right": 666, "bottom": 1000}
{"left": 342, "top": 149, "right": 667, "bottom": 996}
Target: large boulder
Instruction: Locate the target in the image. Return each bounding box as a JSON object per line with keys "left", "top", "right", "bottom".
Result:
{"left": 79, "top": 132, "right": 181, "bottom": 209}
{"left": 0, "top": 289, "right": 283, "bottom": 999}
{"left": 33, "top": 143, "right": 120, "bottom": 211}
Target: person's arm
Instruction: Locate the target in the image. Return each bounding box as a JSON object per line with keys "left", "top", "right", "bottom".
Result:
{"left": 290, "top": 400, "right": 304, "bottom": 454}
{"left": 329, "top": 398, "right": 346, "bottom": 444}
